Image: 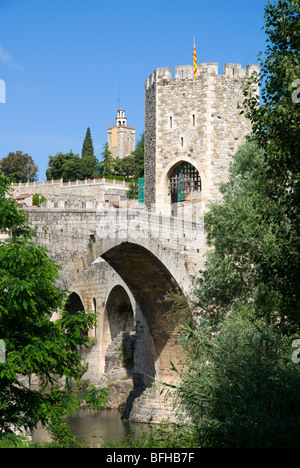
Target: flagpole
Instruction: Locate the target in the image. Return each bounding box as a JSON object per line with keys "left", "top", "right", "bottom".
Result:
{"left": 193, "top": 37, "right": 197, "bottom": 77}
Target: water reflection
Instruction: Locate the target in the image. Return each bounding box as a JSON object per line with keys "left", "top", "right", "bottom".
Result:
{"left": 32, "top": 408, "right": 146, "bottom": 448}
{"left": 66, "top": 408, "right": 139, "bottom": 447}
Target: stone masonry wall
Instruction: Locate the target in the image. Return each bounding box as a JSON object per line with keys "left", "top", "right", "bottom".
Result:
{"left": 144, "top": 62, "right": 259, "bottom": 214}
{"left": 11, "top": 179, "right": 129, "bottom": 207}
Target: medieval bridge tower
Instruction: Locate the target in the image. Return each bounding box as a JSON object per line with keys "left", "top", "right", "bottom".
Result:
{"left": 144, "top": 62, "right": 259, "bottom": 216}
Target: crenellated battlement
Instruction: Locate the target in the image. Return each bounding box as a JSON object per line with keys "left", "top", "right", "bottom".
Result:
{"left": 145, "top": 62, "right": 259, "bottom": 89}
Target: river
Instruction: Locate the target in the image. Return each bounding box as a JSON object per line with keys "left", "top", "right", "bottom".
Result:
{"left": 32, "top": 408, "right": 147, "bottom": 448}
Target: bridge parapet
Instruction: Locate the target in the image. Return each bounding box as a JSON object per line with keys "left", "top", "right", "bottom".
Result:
{"left": 27, "top": 206, "right": 206, "bottom": 294}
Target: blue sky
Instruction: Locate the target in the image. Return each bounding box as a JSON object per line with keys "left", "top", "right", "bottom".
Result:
{"left": 0, "top": 0, "right": 267, "bottom": 181}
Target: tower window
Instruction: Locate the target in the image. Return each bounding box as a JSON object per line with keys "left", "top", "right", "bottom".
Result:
{"left": 181, "top": 137, "right": 184, "bottom": 147}
{"left": 192, "top": 114, "right": 196, "bottom": 126}
{"left": 170, "top": 116, "right": 173, "bottom": 129}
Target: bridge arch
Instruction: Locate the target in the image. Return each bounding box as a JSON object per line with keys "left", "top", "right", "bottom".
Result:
{"left": 65, "top": 291, "right": 88, "bottom": 337}
{"left": 81, "top": 240, "right": 188, "bottom": 385}
{"left": 65, "top": 291, "right": 85, "bottom": 315}
{"left": 100, "top": 242, "right": 185, "bottom": 384}
{"left": 101, "top": 285, "right": 135, "bottom": 375}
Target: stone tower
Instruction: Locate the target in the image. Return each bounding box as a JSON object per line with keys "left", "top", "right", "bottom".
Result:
{"left": 144, "top": 62, "right": 259, "bottom": 215}
{"left": 107, "top": 108, "right": 136, "bottom": 159}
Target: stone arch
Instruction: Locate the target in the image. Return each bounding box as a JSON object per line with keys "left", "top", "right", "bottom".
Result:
{"left": 98, "top": 242, "right": 186, "bottom": 385}
{"left": 101, "top": 285, "right": 137, "bottom": 378}
{"left": 65, "top": 292, "right": 88, "bottom": 337}
{"left": 157, "top": 156, "right": 205, "bottom": 216}
{"left": 65, "top": 292, "right": 85, "bottom": 315}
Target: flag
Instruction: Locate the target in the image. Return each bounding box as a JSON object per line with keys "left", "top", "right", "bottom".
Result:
{"left": 193, "top": 39, "right": 197, "bottom": 77}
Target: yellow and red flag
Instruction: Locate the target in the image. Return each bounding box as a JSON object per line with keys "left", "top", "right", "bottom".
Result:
{"left": 193, "top": 39, "right": 197, "bottom": 76}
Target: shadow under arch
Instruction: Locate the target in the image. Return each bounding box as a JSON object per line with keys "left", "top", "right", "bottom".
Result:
{"left": 65, "top": 292, "right": 84, "bottom": 314}
{"left": 65, "top": 292, "right": 88, "bottom": 337}
{"left": 102, "top": 285, "right": 136, "bottom": 376}
{"left": 101, "top": 241, "right": 186, "bottom": 385}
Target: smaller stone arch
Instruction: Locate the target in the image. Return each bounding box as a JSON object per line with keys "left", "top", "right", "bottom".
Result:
{"left": 101, "top": 285, "right": 136, "bottom": 378}
{"left": 65, "top": 292, "right": 85, "bottom": 315}
{"left": 157, "top": 156, "right": 204, "bottom": 216}
{"left": 65, "top": 292, "right": 88, "bottom": 337}
{"left": 169, "top": 161, "right": 201, "bottom": 205}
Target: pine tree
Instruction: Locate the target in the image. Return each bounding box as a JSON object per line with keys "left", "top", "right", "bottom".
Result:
{"left": 81, "top": 127, "right": 94, "bottom": 158}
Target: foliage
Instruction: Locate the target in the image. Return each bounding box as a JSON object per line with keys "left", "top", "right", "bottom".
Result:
{"left": 32, "top": 193, "right": 46, "bottom": 206}
{"left": 173, "top": 0, "right": 300, "bottom": 448}
{"left": 131, "top": 133, "right": 144, "bottom": 179}
{"left": 0, "top": 151, "right": 38, "bottom": 183}
{"left": 81, "top": 127, "right": 98, "bottom": 179}
{"left": 178, "top": 314, "right": 300, "bottom": 448}
{"left": 46, "top": 151, "right": 83, "bottom": 181}
{"left": 100, "top": 143, "right": 115, "bottom": 177}
{"left": 46, "top": 132, "right": 144, "bottom": 183}
{"left": 46, "top": 149, "right": 99, "bottom": 181}
{"left": 243, "top": 0, "right": 300, "bottom": 190}
{"left": 81, "top": 127, "right": 94, "bottom": 159}
{"left": 127, "top": 180, "right": 138, "bottom": 200}
{"left": 102, "top": 421, "right": 198, "bottom": 448}
{"left": 0, "top": 172, "right": 31, "bottom": 237}
{"left": 0, "top": 173, "right": 108, "bottom": 439}
{"left": 99, "top": 133, "right": 144, "bottom": 180}
{"left": 82, "top": 385, "right": 109, "bottom": 411}
{"left": 241, "top": 0, "right": 300, "bottom": 327}
{"left": 174, "top": 315, "right": 300, "bottom": 448}
{"left": 193, "top": 139, "right": 300, "bottom": 333}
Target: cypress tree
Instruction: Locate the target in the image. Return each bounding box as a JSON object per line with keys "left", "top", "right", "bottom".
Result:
{"left": 81, "top": 127, "right": 94, "bottom": 158}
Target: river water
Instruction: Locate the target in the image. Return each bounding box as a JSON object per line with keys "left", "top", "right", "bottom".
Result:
{"left": 32, "top": 408, "right": 147, "bottom": 448}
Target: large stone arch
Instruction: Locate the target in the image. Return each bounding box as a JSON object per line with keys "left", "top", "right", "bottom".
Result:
{"left": 101, "top": 243, "right": 185, "bottom": 384}
{"left": 76, "top": 239, "right": 188, "bottom": 385}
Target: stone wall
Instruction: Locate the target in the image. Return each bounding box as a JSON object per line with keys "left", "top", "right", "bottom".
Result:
{"left": 11, "top": 179, "right": 129, "bottom": 207}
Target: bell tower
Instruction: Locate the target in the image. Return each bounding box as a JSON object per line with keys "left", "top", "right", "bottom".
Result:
{"left": 107, "top": 108, "right": 136, "bottom": 159}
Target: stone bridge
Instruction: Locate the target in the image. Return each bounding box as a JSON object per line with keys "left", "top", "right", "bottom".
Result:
{"left": 27, "top": 206, "right": 206, "bottom": 421}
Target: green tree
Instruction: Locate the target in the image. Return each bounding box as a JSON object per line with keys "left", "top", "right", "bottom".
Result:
{"left": 46, "top": 151, "right": 83, "bottom": 181}
{"left": 240, "top": 0, "right": 300, "bottom": 331}
{"left": 0, "top": 173, "right": 107, "bottom": 440}
{"left": 81, "top": 127, "right": 98, "bottom": 179}
{"left": 243, "top": 0, "right": 300, "bottom": 194}
{"left": 0, "top": 151, "right": 38, "bottom": 183}
{"left": 100, "top": 143, "right": 115, "bottom": 176}
{"left": 32, "top": 193, "right": 47, "bottom": 206}
{"left": 174, "top": 314, "right": 300, "bottom": 448}
{"left": 171, "top": 0, "right": 300, "bottom": 447}
{"left": 81, "top": 127, "right": 94, "bottom": 158}
{"left": 131, "top": 133, "right": 144, "bottom": 179}
{"left": 193, "top": 139, "right": 300, "bottom": 332}
{"left": 127, "top": 180, "right": 138, "bottom": 199}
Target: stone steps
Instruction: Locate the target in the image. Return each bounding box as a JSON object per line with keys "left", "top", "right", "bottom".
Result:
{"left": 105, "top": 331, "right": 136, "bottom": 373}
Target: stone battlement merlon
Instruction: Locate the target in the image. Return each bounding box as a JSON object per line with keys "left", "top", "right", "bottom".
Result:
{"left": 145, "top": 62, "right": 259, "bottom": 88}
